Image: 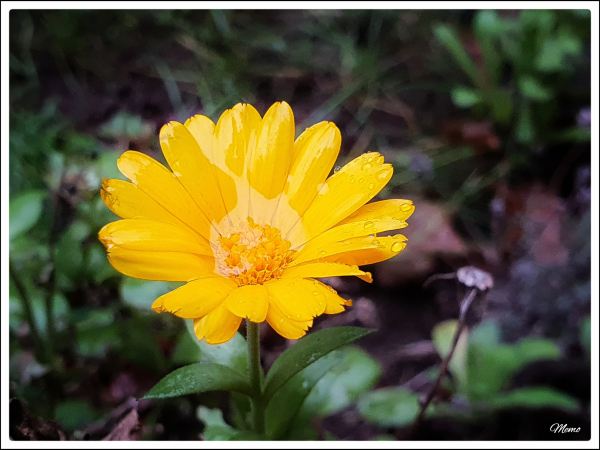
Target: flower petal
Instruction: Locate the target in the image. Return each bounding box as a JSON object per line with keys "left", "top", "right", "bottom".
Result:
{"left": 286, "top": 152, "right": 393, "bottom": 246}
{"left": 291, "top": 219, "right": 406, "bottom": 265}
{"left": 266, "top": 301, "right": 313, "bottom": 340}
{"left": 247, "top": 102, "right": 295, "bottom": 225}
{"left": 323, "top": 235, "right": 408, "bottom": 266}
{"left": 107, "top": 246, "right": 215, "bottom": 282}
{"left": 248, "top": 102, "right": 295, "bottom": 200}
{"left": 152, "top": 276, "right": 237, "bottom": 319}
{"left": 265, "top": 278, "right": 327, "bottom": 321}
{"left": 99, "top": 219, "right": 213, "bottom": 255}
{"left": 101, "top": 179, "right": 188, "bottom": 228}
{"left": 117, "top": 151, "right": 213, "bottom": 240}
{"left": 282, "top": 262, "right": 372, "bottom": 282}
{"left": 213, "top": 103, "right": 262, "bottom": 224}
{"left": 160, "top": 121, "right": 236, "bottom": 229}
{"left": 224, "top": 284, "right": 270, "bottom": 323}
{"left": 184, "top": 114, "right": 216, "bottom": 162}
{"left": 275, "top": 122, "right": 341, "bottom": 231}
{"left": 311, "top": 280, "right": 353, "bottom": 314}
{"left": 337, "top": 199, "right": 415, "bottom": 225}
{"left": 193, "top": 304, "right": 243, "bottom": 345}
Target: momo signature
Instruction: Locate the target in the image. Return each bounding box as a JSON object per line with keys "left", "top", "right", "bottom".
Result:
{"left": 550, "top": 423, "right": 581, "bottom": 433}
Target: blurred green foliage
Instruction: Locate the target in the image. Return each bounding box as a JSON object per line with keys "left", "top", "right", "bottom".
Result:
{"left": 358, "top": 319, "right": 585, "bottom": 429}
{"left": 9, "top": 9, "right": 590, "bottom": 440}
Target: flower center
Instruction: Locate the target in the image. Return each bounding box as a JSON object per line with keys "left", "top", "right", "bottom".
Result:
{"left": 215, "top": 218, "right": 296, "bottom": 286}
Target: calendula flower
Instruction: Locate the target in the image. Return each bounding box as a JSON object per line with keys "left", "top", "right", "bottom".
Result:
{"left": 99, "top": 102, "right": 414, "bottom": 344}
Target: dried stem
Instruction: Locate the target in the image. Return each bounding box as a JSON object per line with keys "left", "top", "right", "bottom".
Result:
{"left": 409, "top": 288, "right": 477, "bottom": 438}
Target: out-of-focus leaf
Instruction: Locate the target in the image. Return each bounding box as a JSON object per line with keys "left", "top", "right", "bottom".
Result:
{"left": 120, "top": 278, "right": 170, "bottom": 310}
{"left": 54, "top": 400, "right": 98, "bottom": 432}
{"left": 473, "top": 10, "right": 502, "bottom": 85}
{"left": 263, "top": 327, "right": 375, "bottom": 402}
{"left": 516, "top": 102, "right": 534, "bottom": 144}
{"left": 488, "top": 89, "right": 513, "bottom": 125}
{"left": 488, "top": 387, "right": 579, "bottom": 411}
{"left": 357, "top": 387, "right": 420, "bottom": 428}
{"left": 432, "top": 320, "right": 468, "bottom": 392}
{"left": 451, "top": 87, "right": 481, "bottom": 108}
{"left": 75, "top": 309, "right": 119, "bottom": 357}
{"left": 9, "top": 190, "right": 46, "bottom": 241}
{"left": 434, "top": 24, "right": 480, "bottom": 86}
{"left": 171, "top": 329, "right": 203, "bottom": 366}
{"left": 86, "top": 242, "right": 117, "bottom": 283}
{"left": 197, "top": 406, "right": 238, "bottom": 441}
{"left": 513, "top": 338, "right": 560, "bottom": 365}
{"left": 185, "top": 320, "right": 248, "bottom": 375}
{"left": 265, "top": 352, "right": 339, "bottom": 439}
{"left": 300, "top": 346, "right": 381, "bottom": 417}
{"left": 519, "top": 76, "right": 552, "bottom": 101}
{"left": 143, "top": 363, "right": 253, "bottom": 399}
{"left": 54, "top": 221, "right": 91, "bottom": 285}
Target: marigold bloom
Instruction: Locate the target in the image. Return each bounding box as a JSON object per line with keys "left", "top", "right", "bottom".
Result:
{"left": 99, "top": 102, "right": 414, "bottom": 344}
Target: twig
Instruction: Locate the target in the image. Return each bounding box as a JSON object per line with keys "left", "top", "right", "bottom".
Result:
{"left": 409, "top": 288, "right": 477, "bottom": 438}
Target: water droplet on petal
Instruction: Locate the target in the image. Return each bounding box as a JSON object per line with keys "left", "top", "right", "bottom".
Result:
{"left": 351, "top": 265, "right": 358, "bottom": 270}
{"left": 391, "top": 242, "right": 404, "bottom": 252}
{"left": 319, "top": 251, "right": 326, "bottom": 256}
{"left": 372, "top": 239, "right": 380, "bottom": 246}
{"left": 350, "top": 175, "right": 355, "bottom": 183}
{"left": 280, "top": 319, "right": 284, "bottom": 323}
{"left": 400, "top": 203, "right": 412, "bottom": 211}
{"left": 238, "top": 299, "right": 244, "bottom": 303}
{"left": 367, "top": 157, "right": 373, "bottom": 163}
{"left": 362, "top": 163, "right": 372, "bottom": 171}
{"left": 334, "top": 166, "right": 341, "bottom": 173}
{"left": 359, "top": 178, "right": 364, "bottom": 183}
{"left": 368, "top": 183, "right": 375, "bottom": 190}
{"left": 364, "top": 221, "right": 374, "bottom": 229}
{"left": 312, "top": 290, "right": 319, "bottom": 296}
{"left": 296, "top": 314, "right": 301, "bottom": 319}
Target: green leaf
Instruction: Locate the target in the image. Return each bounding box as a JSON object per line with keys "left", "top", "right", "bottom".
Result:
{"left": 519, "top": 76, "right": 552, "bottom": 101}
{"left": 171, "top": 329, "right": 203, "bottom": 366}
{"left": 357, "top": 387, "right": 420, "bottom": 428}
{"left": 143, "top": 363, "right": 253, "bottom": 399}
{"left": 9, "top": 190, "right": 46, "bottom": 241}
{"left": 488, "top": 387, "right": 579, "bottom": 411}
{"left": 432, "top": 320, "right": 468, "bottom": 392}
{"left": 265, "top": 351, "right": 340, "bottom": 439}
{"left": 263, "top": 326, "right": 375, "bottom": 402}
{"left": 488, "top": 89, "right": 513, "bottom": 125}
{"left": 300, "top": 346, "right": 382, "bottom": 417}
{"left": 451, "top": 87, "right": 481, "bottom": 108}
{"left": 434, "top": 24, "right": 480, "bottom": 86}
{"left": 516, "top": 102, "right": 534, "bottom": 144}
{"left": 185, "top": 320, "right": 248, "bottom": 375}
{"left": 197, "top": 406, "right": 238, "bottom": 441}
{"left": 120, "top": 278, "right": 170, "bottom": 310}
{"left": 54, "top": 400, "right": 99, "bottom": 432}
{"left": 514, "top": 338, "right": 560, "bottom": 365}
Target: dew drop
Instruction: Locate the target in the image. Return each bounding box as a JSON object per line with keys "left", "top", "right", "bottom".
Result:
{"left": 334, "top": 166, "right": 341, "bottom": 173}
{"left": 368, "top": 183, "right": 375, "bottom": 190}
{"left": 376, "top": 156, "right": 384, "bottom": 166}
{"left": 367, "top": 156, "right": 373, "bottom": 163}
{"left": 361, "top": 163, "right": 372, "bottom": 171}
{"left": 372, "top": 239, "right": 380, "bottom": 246}
{"left": 400, "top": 203, "right": 412, "bottom": 211}
{"left": 334, "top": 189, "right": 338, "bottom": 194}
{"left": 238, "top": 299, "right": 243, "bottom": 303}
{"left": 280, "top": 319, "right": 284, "bottom": 323}
{"left": 319, "top": 250, "right": 326, "bottom": 256}
{"left": 350, "top": 175, "right": 355, "bottom": 183}
{"left": 391, "top": 242, "right": 404, "bottom": 252}
{"left": 296, "top": 314, "right": 302, "bottom": 319}
{"left": 359, "top": 178, "right": 364, "bottom": 183}
{"left": 364, "top": 221, "right": 374, "bottom": 229}
{"left": 312, "top": 290, "right": 319, "bottom": 296}
{"left": 351, "top": 264, "right": 358, "bottom": 270}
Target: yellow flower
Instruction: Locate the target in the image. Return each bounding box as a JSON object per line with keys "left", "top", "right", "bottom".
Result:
{"left": 99, "top": 102, "right": 414, "bottom": 344}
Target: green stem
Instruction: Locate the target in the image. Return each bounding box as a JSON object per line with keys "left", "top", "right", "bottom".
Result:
{"left": 9, "top": 258, "right": 48, "bottom": 363}
{"left": 246, "top": 320, "right": 265, "bottom": 434}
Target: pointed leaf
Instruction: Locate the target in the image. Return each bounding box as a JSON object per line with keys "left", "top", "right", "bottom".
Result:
{"left": 263, "top": 326, "right": 375, "bottom": 402}
{"left": 143, "top": 363, "right": 253, "bottom": 399}
{"left": 265, "top": 352, "right": 340, "bottom": 439}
